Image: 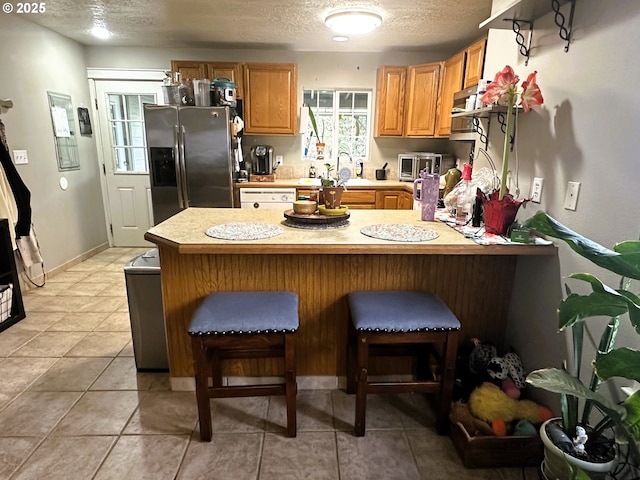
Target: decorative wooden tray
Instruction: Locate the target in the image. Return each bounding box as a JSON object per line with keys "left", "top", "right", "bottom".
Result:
{"left": 283, "top": 209, "right": 350, "bottom": 225}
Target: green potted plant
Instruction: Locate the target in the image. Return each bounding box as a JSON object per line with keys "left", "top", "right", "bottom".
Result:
{"left": 477, "top": 66, "right": 544, "bottom": 235}
{"left": 306, "top": 106, "right": 325, "bottom": 159}
{"left": 524, "top": 211, "right": 640, "bottom": 479}
{"left": 319, "top": 163, "right": 345, "bottom": 209}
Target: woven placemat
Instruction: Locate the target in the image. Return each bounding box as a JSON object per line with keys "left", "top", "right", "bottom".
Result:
{"left": 205, "top": 223, "right": 283, "bottom": 240}
{"left": 360, "top": 224, "right": 439, "bottom": 242}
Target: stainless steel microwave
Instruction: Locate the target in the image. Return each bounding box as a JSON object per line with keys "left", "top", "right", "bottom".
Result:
{"left": 397, "top": 153, "right": 456, "bottom": 181}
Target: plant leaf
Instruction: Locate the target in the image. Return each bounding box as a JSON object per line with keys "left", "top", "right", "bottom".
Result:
{"left": 595, "top": 348, "right": 640, "bottom": 382}
{"left": 559, "top": 292, "right": 628, "bottom": 329}
{"left": 526, "top": 368, "right": 627, "bottom": 421}
{"left": 623, "top": 391, "right": 640, "bottom": 443}
{"left": 523, "top": 212, "right": 640, "bottom": 280}
{"left": 307, "top": 106, "right": 319, "bottom": 140}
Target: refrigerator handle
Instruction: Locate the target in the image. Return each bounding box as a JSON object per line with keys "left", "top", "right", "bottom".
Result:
{"left": 173, "top": 125, "right": 185, "bottom": 209}
{"left": 179, "top": 125, "right": 189, "bottom": 207}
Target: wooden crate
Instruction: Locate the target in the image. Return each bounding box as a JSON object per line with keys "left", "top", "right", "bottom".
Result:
{"left": 449, "top": 421, "right": 543, "bottom": 468}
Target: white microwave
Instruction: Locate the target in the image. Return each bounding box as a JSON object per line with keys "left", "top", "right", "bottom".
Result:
{"left": 397, "top": 153, "right": 456, "bottom": 181}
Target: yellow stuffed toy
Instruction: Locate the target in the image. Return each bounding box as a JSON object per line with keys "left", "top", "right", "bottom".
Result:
{"left": 468, "top": 382, "right": 553, "bottom": 436}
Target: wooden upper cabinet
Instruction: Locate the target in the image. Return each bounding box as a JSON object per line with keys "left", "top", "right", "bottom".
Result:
{"left": 435, "top": 51, "right": 465, "bottom": 137}
{"left": 463, "top": 37, "right": 487, "bottom": 89}
{"left": 170, "top": 60, "right": 244, "bottom": 98}
{"left": 171, "top": 60, "right": 207, "bottom": 82}
{"left": 207, "top": 62, "right": 244, "bottom": 98}
{"left": 243, "top": 63, "right": 297, "bottom": 135}
{"left": 374, "top": 66, "right": 407, "bottom": 137}
{"left": 405, "top": 62, "right": 441, "bottom": 137}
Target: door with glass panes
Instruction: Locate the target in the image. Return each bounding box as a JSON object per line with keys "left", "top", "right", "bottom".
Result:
{"left": 94, "top": 80, "right": 163, "bottom": 246}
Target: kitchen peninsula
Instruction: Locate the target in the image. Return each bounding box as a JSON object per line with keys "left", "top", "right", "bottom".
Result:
{"left": 144, "top": 208, "right": 556, "bottom": 390}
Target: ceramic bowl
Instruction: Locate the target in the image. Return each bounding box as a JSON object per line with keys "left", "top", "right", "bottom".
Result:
{"left": 293, "top": 200, "right": 317, "bottom": 215}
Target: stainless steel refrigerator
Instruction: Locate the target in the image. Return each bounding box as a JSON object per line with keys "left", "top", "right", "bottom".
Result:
{"left": 144, "top": 105, "right": 235, "bottom": 224}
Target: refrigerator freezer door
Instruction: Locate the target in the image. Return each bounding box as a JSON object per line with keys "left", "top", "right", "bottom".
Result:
{"left": 145, "top": 105, "right": 184, "bottom": 224}
{"left": 178, "top": 107, "right": 234, "bottom": 208}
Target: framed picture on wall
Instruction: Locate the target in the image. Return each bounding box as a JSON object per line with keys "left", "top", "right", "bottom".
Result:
{"left": 77, "top": 107, "right": 92, "bottom": 135}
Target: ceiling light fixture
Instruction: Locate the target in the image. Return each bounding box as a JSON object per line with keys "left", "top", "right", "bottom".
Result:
{"left": 332, "top": 35, "right": 349, "bottom": 42}
{"left": 324, "top": 9, "right": 383, "bottom": 35}
{"left": 90, "top": 25, "right": 111, "bottom": 40}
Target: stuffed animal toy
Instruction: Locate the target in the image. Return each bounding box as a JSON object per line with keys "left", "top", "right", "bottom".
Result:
{"left": 449, "top": 400, "right": 494, "bottom": 436}
{"left": 468, "top": 338, "right": 497, "bottom": 375}
{"left": 486, "top": 352, "right": 527, "bottom": 391}
{"left": 468, "top": 382, "right": 554, "bottom": 436}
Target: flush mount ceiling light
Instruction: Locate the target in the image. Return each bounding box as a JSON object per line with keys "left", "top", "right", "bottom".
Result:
{"left": 90, "top": 25, "right": 111, "bottom": 40}
{"left": 332, "top": 35, "right": 350, "bottom": 42}
{"left": 324, "top": 9, "right": 383, "bottom": 35}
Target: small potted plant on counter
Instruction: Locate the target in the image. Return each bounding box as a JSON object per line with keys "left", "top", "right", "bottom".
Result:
{"left": 319, "top": 163, "right": 344, "bottom": 209}
{"left": 524, "top": 211, "right": 640, "bottom": 479}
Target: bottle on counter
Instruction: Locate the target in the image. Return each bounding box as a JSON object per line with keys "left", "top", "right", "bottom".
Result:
{"left": 309, "top": 164, "right": 316, "bottom": 178}
{"left": 355, "top": 161, "right": 363, "bottom": 178}
{"left": 455, "top": 163, "right": 474, "bottom": 225}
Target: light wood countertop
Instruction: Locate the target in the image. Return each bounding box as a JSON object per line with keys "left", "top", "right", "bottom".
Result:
{"left": 235, "top": 179, "right": 413, "bottom": 190}
{"left": 144, "top": 208, "right": 555, "bottom": 256}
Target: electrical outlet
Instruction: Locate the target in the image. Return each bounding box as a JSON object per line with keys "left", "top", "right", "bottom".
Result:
{"left": 531, "top": 177, "right": 544, "bottom": 203}
{"left": 275, "top": 154, "right": 284, "bottom": 166}
{"left": 564, "top": 181, "right": 581, "bottom": 210}
{"left": 13, "top": 149, "right": 28, "bottom": 165}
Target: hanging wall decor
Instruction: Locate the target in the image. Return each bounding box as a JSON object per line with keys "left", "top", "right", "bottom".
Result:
{"left": 77, "top": 107, "right": 92, "bottom": 135}
{"left": 47, "top": 91, "right": 80, "bottom": 171}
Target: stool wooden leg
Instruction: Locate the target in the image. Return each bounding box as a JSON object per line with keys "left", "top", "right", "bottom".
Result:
{"left": 436, "top": 330, "right": 459, "bottom": 435}
{"left": 346, "top": 321, "right": 356, "bottom": 394}
{"left": 285, "top": 333, "right": 297, "bottom": 437}
{"left": 191, "top": 336, "right": 213, "bottom": 441}
{"left": 354, "top": 333, "right": 369, "bottom": 437}
{"left": 210, "top": 347, "right": 222, "bottom": 388}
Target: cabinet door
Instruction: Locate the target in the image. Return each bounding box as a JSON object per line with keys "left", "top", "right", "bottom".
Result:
{"left": 374, "top": 66, "right": 407, "bottom": 137}
{"left": 464, "top": 37, "right": 487, "bottom": 89}
{"left": 405, "top": 63, "right": 441, "bottom": 137}
{"left": 398, "top": 190, "right": 414, "bottom": 210}
{"left": 244, "top": 63, "right": 297, "bottom": 135}
{"left": 170, "top": 60, "right": 207, "bottom": 81}
{"left": 206, "top": 62, "right": 244, "bottom": 98}
{"left": 435, "top": 52, "right": 465, "bottom": 137}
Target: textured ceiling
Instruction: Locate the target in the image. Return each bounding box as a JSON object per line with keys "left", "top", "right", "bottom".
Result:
{"left": 15, "top": 0, "right": 493, "bottom": 52}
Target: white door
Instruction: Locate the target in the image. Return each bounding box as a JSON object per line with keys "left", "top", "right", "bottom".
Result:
{"left": 93, "top": 80, "right": 163, "bottom": 247}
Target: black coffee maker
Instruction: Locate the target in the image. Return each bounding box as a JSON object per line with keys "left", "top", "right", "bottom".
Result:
{"left": 251, "top": 145, "right": 274, "bottom": 175}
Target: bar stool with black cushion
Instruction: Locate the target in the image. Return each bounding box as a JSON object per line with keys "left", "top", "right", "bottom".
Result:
{"left": 346, "top": 290, "right": 460, "bottom": 437}
{"left": 188, "top": 291, "right": 299, "bottom": 441}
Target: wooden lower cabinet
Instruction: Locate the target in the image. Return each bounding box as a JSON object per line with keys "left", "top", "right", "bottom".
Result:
{"left": 297, "top": 188, "right": 377, "bottom": 209}
{"left": 375, "top": 190, "right": 413, "bottom": 209}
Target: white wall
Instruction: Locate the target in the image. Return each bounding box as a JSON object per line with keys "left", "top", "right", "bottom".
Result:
{"left": 0, "top": 15, "right": 107, "bottom": 275}
{"left": 480, "top": 0, "right": 640, "bottom": 407}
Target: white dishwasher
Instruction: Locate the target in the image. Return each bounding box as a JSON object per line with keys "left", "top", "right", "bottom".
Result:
{"left": 239, "top": 188, "right": 296, "bottom": 209}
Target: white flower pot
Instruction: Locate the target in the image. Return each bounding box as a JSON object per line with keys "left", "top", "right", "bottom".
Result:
{"left": 539, "top": 418, "right": 616, "bottom": 480}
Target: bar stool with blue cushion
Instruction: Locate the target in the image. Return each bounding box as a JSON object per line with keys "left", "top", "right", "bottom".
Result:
{"left": 346, "top": 290, "right": 460, "bottom": 436}
{"left": 188, "top": 291, "right": 298, "bottom": 441}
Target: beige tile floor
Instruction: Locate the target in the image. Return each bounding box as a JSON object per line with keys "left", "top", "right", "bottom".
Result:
{"left": 0, "top": 247, "right": 539, "bottom": 480}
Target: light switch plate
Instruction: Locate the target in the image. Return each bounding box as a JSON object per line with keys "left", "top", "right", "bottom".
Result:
{"left": 564, "top": 181, "right": 580, "bottom": 210}
{"left": 531, "top": 177, "right": 544, "bottom": 203}
{"left": 13, "top": 149, "right": 28, "bottom": 164}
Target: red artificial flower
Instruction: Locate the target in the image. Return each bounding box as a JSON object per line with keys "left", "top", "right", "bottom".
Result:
{"left": 520, "top": 71, "right": 544, "bottom": 112}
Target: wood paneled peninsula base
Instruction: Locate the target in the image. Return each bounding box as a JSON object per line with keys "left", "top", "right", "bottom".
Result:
{"left": 144, "top": 208, "right": 556, "bottom": 390}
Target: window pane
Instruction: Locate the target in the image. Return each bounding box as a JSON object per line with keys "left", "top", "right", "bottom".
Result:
{"left": 108, "top": 93, "right": 151, "bottom": 174}
{"left": 301, "top": 89, "right": 371, "bottom": 163}
{"left": 339, "top": 92, "right": 353, "bottom": 109}
{"left": 126, "top": 95, "right": 142, "bottom": 120}
{"left": 318, "top": 91, "right": 333, "bottom": 108}
{"left": 354, "top": 93, "right": 368, "bottom": 110}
